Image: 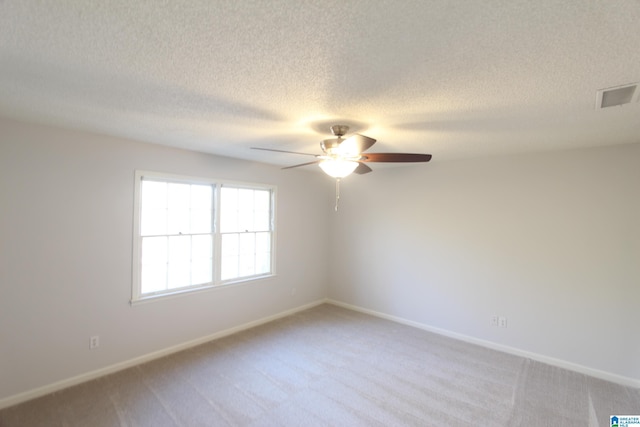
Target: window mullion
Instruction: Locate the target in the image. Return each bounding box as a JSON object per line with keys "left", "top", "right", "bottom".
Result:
{"left": 214, "top": 184, "right": 222, "bottom": 284}
{"left": 164, "top": 235, "right": 170, "bottom": 292}
{"left": 164, "top": 184, "right": 170, "bottom": 292}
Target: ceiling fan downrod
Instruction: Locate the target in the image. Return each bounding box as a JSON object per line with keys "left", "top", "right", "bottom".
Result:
{"left": 330, "top": 125, "right": 349, "bottom": 137}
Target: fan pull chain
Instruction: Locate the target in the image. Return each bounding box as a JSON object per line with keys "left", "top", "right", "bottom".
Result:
{"left": 335, "top": 178, "right": 341, "bottom": 212}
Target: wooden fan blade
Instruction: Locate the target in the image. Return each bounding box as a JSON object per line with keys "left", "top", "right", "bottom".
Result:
{"left": 361, "top": 153, "right": 432, "bottom": 162}
{"left": 354, "top": 162, "right": 373, "bottom": 174}
{"left": 251, "top": 147, "right": 317, "bottom": 157}
{"left": 335, "top": 134, "right": 376, "bottom": 156}
{"left": 281, "top": 160, "right": 320, "bottom": 170}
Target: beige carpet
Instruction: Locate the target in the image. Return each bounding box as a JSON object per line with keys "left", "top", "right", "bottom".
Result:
{"left": 1, "top": 304, "right": 638, "bottom": 426}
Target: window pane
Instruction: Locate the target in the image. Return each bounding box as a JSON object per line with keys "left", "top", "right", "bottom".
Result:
{"left": 254, "top": 210, "right": 270, "bottom": 231}
{"left": 221, "top": 187, "right": 238, "bottom": 208}
{"left": 142, "top": 181, "right": 167, "bottom": 209}
{"left": 221, "top": 233, "right": 239, "bottom": 257}
{"left": 191, "top": 209, "right": 211, "bottom": 234}
{"left": 141, "top": 208, "right": 167, "bottom": 236}
{"left": 239, "top": 253, "right": 255, "bottom": 277}
{"left": 221, "top": 256, "right": 238, "bottom": 280}
{"left": 191, "top": 185, "right": 212, "bottom": 210}
{"left": 141, "top": 263, "right": 167, "bottom": 294}
{"left": 256, "top": 232, "right": 271, "bottom": 275}
{"left": 238, "top": 189, "right": 255, "bottom": 231}
{"left": 221, "top": 209, "right": 238, "bottom": 233}
{"left": 192, "top": 260, "right": 212, "bottom": 285}
{"left": 255, "top": 232, "right": 270, "bottom": 254}
{"left": 238, "top": 233, "right": 256, "bottom": 278}
{"left": 239, "top": 233, "right": 255, "bottom": 256}
{"left": 168, "top": 208, "right": 190, "bottom": 235}
{"left": 142, "top": 236, "right": 167, "bottom": 263}
{"left": 254, "top": 190, "right": 270, "bottom": 212}
{"left": 239, "top": 189, "right": 254, "bottom": 210}
{"left": 168, "top": 262, "right": 190, "bottom": 289}
{"left": 169, "top": 235, "right": 191, "bottom": 264}
{"left": 168, "top": 183, "right": 190, "bottom": 208}
{"left": 192, "top": 235, "right": 212, "bottom": 260}
{"left": 221, "top": 188, "right": 238, "bottom": 232}
{"left": 256, "top": 251, "right": 270, "bottom": 275}
{"left": 191, "top": 235, "right": 212, "bottom": 285}
{"left": 167, "top": 184, "right": 191, "bottom": 234}
{"left": 239, "top": 209, "right": 254, "bottom": 232}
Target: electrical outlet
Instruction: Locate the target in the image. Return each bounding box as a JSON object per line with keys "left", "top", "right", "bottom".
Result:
{"left": 491, "top": 315, "right": 499, "bottom": 327}
{"left": 291, "top": 287, "right": 296, "bottom": 296}
{"left": 499, "top": 317, "right": 508, "bottom": 328}
{"left": 90, "top": 335, "right": 100, "bottom": 349}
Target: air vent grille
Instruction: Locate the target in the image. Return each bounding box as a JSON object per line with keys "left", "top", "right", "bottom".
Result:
{"left": 596, "top": 83, "right": 639, "bottom": 109}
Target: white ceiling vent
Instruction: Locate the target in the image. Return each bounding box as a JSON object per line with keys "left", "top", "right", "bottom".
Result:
{"left": 596, "top": 83, "right": 639, "bottom": 109}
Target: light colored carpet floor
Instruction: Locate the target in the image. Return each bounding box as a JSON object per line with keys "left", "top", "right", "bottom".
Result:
{"left": 1, "top": 303, "right": 638, "bottom": 426}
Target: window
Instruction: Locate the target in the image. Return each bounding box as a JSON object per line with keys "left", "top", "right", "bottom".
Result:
{"left": 132, "top": 171, "right": 275, "bottom": 303}
{"left": 220, "top": 187, "right": 273, "bottom": 280}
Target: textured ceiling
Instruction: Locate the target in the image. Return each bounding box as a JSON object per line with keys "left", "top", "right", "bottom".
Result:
{"left": 1, "top": 1, "right": 640, "bottom": 170}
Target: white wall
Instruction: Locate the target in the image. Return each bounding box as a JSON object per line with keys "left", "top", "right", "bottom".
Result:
{"left": 0, "top": 117, "right": 332, "bottom": 402}
{"left": 329, "top": 143, "right": 640, "bottom": 383}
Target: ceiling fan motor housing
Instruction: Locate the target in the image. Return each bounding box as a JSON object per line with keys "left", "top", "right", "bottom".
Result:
{"left": 321, "top": 125, "right": 349, "bottom": 154}
{"left": 320, "top": 137, "right": 342, "bottom": 153}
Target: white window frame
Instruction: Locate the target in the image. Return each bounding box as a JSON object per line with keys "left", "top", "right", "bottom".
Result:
{"left": 131, "top": 170, "right": 276, "bottom": 304}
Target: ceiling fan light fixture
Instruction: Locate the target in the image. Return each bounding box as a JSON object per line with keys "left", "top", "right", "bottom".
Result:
{"left": 318, "top": 158, "right": 358, "bottom": 178}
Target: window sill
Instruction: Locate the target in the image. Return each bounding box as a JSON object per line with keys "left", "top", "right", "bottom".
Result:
{"left": 130, "top": 274, "right": 276, "bottom": 306}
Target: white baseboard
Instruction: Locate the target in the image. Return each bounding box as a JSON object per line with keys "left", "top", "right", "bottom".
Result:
{"left": 4, "top": 297, "right": 635, "bottom": 410}
{"left": 0, "top": 299, "right": 327, "bottom": 410}
{"left": 327, "top": 299, "right": 640, "bottom": 389}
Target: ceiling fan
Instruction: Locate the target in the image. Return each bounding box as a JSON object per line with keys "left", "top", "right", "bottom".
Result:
{"left": 252, "top": 125, "right": 432, "bottom": 179}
